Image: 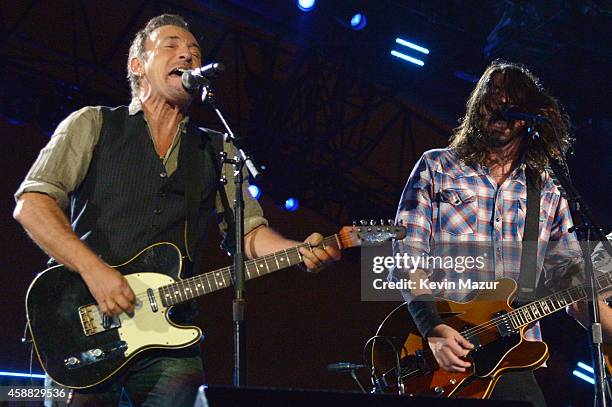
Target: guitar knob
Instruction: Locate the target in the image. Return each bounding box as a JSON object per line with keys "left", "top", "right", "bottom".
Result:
{"left": 64, "top": 357, "right": 80, "bottom": 367}
{"left": 449, "top": 378, "right": 457, "bottom": 385}
{"left": 434, "top": 386, "right": 445, "bottom": 394}
{"left": 91, "top": 348, "right": 104, "bottom": 358}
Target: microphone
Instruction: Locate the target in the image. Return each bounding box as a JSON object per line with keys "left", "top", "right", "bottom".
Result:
{"left": 501, "top": 107, "right": 549, "bottom": 124}
{"left": 181, "top": 62, "right": 225, "bottom": 91}
{"left": 327, "top": 362, "right": 366, "bottom": 373}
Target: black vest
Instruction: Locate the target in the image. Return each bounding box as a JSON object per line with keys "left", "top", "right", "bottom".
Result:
{"left": 70, "top": 106, "right": 220, "bottom": 277}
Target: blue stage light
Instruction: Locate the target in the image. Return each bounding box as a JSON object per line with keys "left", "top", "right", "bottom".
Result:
{"left": 297, "top": 0, "right": 315, "bottom": 12}
{"left": 390, "top": 50, "right": 424, "bottom": 66}
{"left": 573, "top": 369, "right": 595, "bottom": 384}
{"left": 248, "top": 185, "right": 261, "bottom": 199}
{"left": 350, "top": 13, "right": 367, "bottom": 30}
{"left": 284, "top": 198, "right": 299, "bottom": 212}
{"left": 0, "top": 371, "right": 46, "bottom": 379}
{"left": 577, "top": 362, "right": 595, "bottom": 374}
{"left": 395, "top": 38, "right": 430, "bottom": 54}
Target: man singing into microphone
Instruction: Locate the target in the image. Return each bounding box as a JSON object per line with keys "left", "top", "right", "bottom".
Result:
{"left": 393, "top": 60, "right": 610, "bottom": 405}
{"left": 14, "top": 14, "right": 340, "bottom": 406}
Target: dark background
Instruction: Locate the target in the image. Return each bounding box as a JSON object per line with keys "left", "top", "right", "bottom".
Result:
{"left": 1, "top": 1, "right": 610, "bottom": 406}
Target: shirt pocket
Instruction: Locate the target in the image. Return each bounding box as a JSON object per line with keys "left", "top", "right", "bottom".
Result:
{"left": 439, "top": 188, "right": 477, "bottom": 235}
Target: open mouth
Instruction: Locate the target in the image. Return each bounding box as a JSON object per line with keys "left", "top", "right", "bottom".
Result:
{"left": 168, "top": 67, "right": 189, "bottom": 78}
{"left": 168, "top": 67, "right": 187, "bottom": 77}
{"left": 491, "top": 119, "right": 508, "bottom": 129}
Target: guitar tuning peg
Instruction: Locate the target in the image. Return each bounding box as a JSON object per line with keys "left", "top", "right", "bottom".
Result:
{"left": 370, "top": 220, "right": 376, "bottom": 226}
{"left": 360, "top": 220, "right": 368, "bottom": 226}
{"left": 352, "top": 220, "right": 357, "bottom": 226}
{"left": 388, "top": 219, "right": 395, "bottom": 225}
{"left": 380, "top": 219, "right": 385, "bottom": 226}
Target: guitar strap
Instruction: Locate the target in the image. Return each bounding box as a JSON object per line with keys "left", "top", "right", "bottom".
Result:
{"left": 207, "top": 134, "right": 237, "bottom": 254}
{"left": 516, "top": 167, "right": 541, "bottom": 302}
{"left": 184, "top": 129, "right": 236, "bottom": 261}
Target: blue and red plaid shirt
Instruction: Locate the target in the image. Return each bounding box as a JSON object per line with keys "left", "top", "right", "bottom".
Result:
{"left": 393, "top": 148, "right": 583, "bottom": 340}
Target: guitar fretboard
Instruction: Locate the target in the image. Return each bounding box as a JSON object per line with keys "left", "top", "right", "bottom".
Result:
{"left": 158, "top": 235, "right": 341, "bottom": 307}
{"left": 508, "top": 272, "right": 612, "bottom": 329}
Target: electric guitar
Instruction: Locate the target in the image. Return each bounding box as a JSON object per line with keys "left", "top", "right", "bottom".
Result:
{"left": 371, "top": 273, "right": 612, "bottom": 399}
{"left": 27, "top": 223, "right": 406, "bottom": 389}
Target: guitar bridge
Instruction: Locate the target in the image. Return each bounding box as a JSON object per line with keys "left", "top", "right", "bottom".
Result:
{"left": 78, "top": 304, "right": 121, "bottom": 336}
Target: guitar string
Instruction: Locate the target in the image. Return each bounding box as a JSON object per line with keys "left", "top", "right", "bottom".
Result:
{"left": 456, "top": 275, "right": 606, "bottom": 338}
{"left": 128, "top": 235, "right": 340, "bottom": 303}
{"left": 389, "top": 275, "right": 610, "bottom": 380}
{"left": 99, "top": 233, "right": 363, "bottom": 309}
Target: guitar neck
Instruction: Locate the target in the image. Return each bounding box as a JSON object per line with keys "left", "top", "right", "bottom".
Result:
{"left": 159, "top": 235, "right": 341, "bottom": 307}
{"left": 509, "top": 272, "right": 612, "bottom": 329}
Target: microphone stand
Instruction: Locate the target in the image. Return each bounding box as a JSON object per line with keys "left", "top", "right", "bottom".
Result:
{"left": 530, "top": 127, "right": 612, "bottom": 407}
{"left": 198, "top": 80, "right": 263, "bottom": 387}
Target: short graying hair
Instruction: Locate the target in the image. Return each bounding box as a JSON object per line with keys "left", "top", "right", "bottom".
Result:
{"left": 127, "top": 14, "right": 191, "bottom": 98}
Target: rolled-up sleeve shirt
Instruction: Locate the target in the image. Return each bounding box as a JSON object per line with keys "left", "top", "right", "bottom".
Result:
{"left": 393, "top": 148, "right": 583, "bottom": 341}
{"left": 15, "top": 99, "right": 268, "bottom": 238}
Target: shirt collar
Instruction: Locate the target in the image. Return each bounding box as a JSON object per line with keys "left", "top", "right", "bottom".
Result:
{"left": 511, "top": 161, "right": 527, "bottom": 183}
{"left": 472, "top": 157, "right": 527, "bottom": 184}
{"left": 128, "top": 98, "right": 143, "bottom": 115}
{"left": 128, "top": 98, "right": 190, "bottom": 127}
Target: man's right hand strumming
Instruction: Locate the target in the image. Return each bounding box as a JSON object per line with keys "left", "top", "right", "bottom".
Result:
{"left": 427, "top": 324, "right": 474, "bottom": 373}
{"left": 80, "top": 265, "right": 136, "bottom": 317}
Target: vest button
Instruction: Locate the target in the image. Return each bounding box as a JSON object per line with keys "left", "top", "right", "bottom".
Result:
{"left": 154, "top": 208, "right": 162, "bottom": 215}
{"left": 160, "top": 172, "right": 167, "bottom": 178}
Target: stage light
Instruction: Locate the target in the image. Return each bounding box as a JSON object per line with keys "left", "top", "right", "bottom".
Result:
{"left": 284, "top": 198, "right": 299, "bottom": 212}
{"left": 390, "top": 50, "right": 424, "bottom": 67}
{"left": 248, "top": 185, "right": 261, "bottom": 199}
{"left": 395, "top": 38, "right": 430, "bottom": 54}
{"left": 0, "top": 371, "right": 46, "bottom": 379}
{"left": 349, "top": 13, "right": 367, "bottom": 30}
{"left": 577, "top": 362, "right": 594, "bottom": 374}
{"left": 297, "top": 0, "right": 315, "bottom": 12}
{"left": 573, "top": 369, "right": 595, "bottom": 384}
{"left": 573, "top": 361, "right": 595, "bottom": 384}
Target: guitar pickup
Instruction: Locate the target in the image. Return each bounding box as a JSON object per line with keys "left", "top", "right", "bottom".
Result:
{"left": 459, "top": 325, "right": 481, "bottom": 349}
{"left": 78, "top": 304, "right": 121, "bottom": 336}
{"left": 64, "top": 340, "right": 127, "bottom": 369}
{"left": 492, "top": 310, "right": 514, "bottom": 337}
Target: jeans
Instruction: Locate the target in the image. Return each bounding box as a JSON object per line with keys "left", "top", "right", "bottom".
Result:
{"left": 45, "top": 346, "right": 204, "bottom": 407}
{"left": 490, "top": 370, "right": 547, "bottom": 407}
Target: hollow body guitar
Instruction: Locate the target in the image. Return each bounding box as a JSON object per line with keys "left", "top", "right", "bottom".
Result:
{"left": 27, "top": 223, "right": 406, "bottom": 389}
{"left": 372, "top": 274, "right": 612, "bottom": 398}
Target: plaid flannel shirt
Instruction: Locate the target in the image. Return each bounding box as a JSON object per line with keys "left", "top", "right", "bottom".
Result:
{"left": 393, "top": 148, "right": 583, "bottom": 341}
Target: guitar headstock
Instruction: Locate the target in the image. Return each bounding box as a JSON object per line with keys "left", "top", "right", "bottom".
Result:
{"left": 338, "top": 220, "right": 407, "bottom": 249}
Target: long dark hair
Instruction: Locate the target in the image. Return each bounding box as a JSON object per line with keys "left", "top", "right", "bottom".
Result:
{"left": 449, "top": 60, "right": 573, "bottom": 173}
